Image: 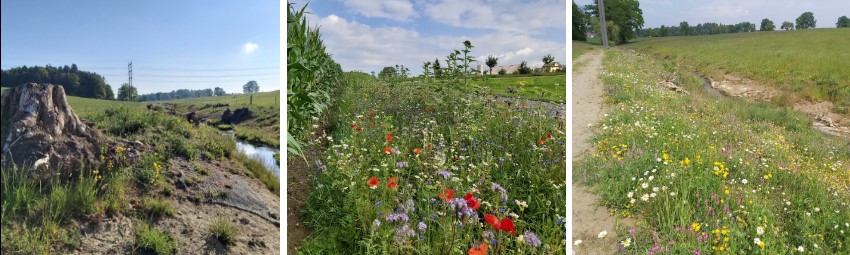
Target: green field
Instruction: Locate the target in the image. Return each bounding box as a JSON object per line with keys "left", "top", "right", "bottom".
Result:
{"left": 576, "top": 48, "right": 850, "bottom": 254}
{"left": 572, "top": 40, "right": 599, "bottom": 59}
{"left": 623, "top": 29, "right": 850, "bottom": 110}
{"left": 470, "top": 74, "right": 567, "bottom": 102}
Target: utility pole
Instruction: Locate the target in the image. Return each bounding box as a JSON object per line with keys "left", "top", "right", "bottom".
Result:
{"left": 598, "top": 0, "right": 609, "bottom": 47}
{"left": 128, "top": 61, "right": 133, "bottom": 101}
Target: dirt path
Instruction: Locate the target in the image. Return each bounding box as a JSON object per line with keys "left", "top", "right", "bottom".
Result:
{"left": 572, "top": 50, "right": 629, "bottom": 254}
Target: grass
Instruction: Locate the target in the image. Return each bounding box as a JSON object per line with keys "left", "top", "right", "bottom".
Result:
{"left": 210, "top": 218, "right": 238, "bottom": 246}
{"left": 135, "top": 221, "right": 177, "bottom": 255}
{"left": 139, "top": 197, "right": 175, "bottom": 219}
{"left": 572, "top": 40, "right": 599, "bottom": 59}
{"left": 575, "top": 48, "right": 850, "bottom": 254}
{"left": 234, "top": 151, "right": 280, "bottom": 195}
{"left": 161, "top": 90, "right": 280, "bottom": 108}
{"left": 469, "top": 74, "right": 567, "bottom": 102}
{"left": 623, "top": 29, "right": 850, "bottom": 110}
{"left": 1, "top": 164, "right": 126, "bottom": 254}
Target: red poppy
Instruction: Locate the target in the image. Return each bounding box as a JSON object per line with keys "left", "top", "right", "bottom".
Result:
{"left": 356, "top": 127, "right": 362, "bottom": 132}
{"left": 546, "top": 132, "right": 553, "bottom": 138}
{"left": 369, "top": 111, "right": 374, "bottom": 116}
{"left": 454, "top": 155, "right": 460, "bottom": 161}
{"left": 484, "top": 214, "right": 500, "bottom": 228}
{"left": 468, "top": 243, "right": 488, "bottom": 255}
{"left": 386, "top": 132, "right": 393, "bottom": 143}
{"left": 483, "top": 214, "right": 516, "bottom": 235}
{"left": 413, "top": 148, "right": 421, "bottom": 155}
{"left": 387, "top": 177, "right": 398, "bottom": 189}
{"left": 351, "top": 123, "right": 357, "bottom": 129}
{"left": 538, "top": 139, "right": 545, "bottom": 145}
{"left": 499, "top": 218, "right": 516, "bottom": 235}
{"left": 368, "top": 177, "right": 379, "bottom": 189}
{"left": 439, "top": 189, "right": 455, "bottom": 202}
{"left": 425, "top": 106, "right": 434, "bottom": 111}
{"left": 464, "top": 193, "right": 480, "bottom": 211}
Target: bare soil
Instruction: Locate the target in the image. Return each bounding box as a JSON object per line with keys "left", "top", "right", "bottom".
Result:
{"left": 73, "top": 157, "right": 281, "bottom": 254}
{"left": 572, "top": 50, "right": 634, "bottom": 254}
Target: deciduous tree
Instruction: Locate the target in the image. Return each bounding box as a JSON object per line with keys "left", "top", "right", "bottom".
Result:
{"left": 796, "top": 12, "right": 816, "bottom": 29}
{"left": 759, "top": 19, "right": 775, "bottom": 31}
{"left": 485, "top": 55, "right": 498, "bottom": 76}
{"left": 837, "top": 15, "right": 850, "bottom": 28}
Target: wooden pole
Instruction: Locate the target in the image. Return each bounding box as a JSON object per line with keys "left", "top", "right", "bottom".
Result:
{"left": 598, "top": 0, "right": 609, "bottom": 47}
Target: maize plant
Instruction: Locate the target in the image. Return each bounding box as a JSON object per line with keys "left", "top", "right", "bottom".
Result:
{"left": 287, "top": 3, "right": 343, "bottom": 156}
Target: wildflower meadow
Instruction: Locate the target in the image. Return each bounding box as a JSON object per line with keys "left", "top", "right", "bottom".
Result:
{"left": 298, "top": 70, "right": 567, "bottom": 254}
{"left": 575, "top": 48, "right": 850, "bottom": 254}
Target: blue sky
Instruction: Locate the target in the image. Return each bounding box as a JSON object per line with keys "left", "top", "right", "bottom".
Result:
{"left": 575, "top": 0, "right": 850, "bottom": 29}
{"left": 1, "top": 0, "right": 279, "bottom": 95}
{"left": 297, "top": 0, "right": 567, "bottom": 76}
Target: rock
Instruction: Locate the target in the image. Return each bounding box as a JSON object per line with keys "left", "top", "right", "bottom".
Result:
{"left": 1, "top": 83, "right": 101, "bottom": 177}
{"left": 220, "top": 107, "right": 253, "bottom": 124}
{"left": 240, "top": 218, "right": 250, "bottom": 225}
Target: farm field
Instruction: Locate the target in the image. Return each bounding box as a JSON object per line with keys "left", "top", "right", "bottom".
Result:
{"left": 1, "top": 87, "right": 281, "bottom": 254}
{"left": 623, "top": 29, "right": 850, "bottom": 112}
{"left": 470, "top": 74, "right": 567, "bottom": 102}
{"left": 297, "top": 71, "right": 567, "bottom": 254}
{"left": 574, "top": 48, "right": 850, "bottom": 254}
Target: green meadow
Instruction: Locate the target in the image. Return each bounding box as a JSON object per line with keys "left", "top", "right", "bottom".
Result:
{"left": 623, "top": 29, "right": 850, "bottom": 110}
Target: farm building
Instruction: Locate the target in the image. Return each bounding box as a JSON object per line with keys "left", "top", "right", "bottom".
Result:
{"left": 542, "top": 62, "right": 564, "bottom": 72}
{"left": 488, "top": 64, "right": 520, "bottom": 75}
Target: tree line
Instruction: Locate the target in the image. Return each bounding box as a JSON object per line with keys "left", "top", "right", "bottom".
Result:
{"left": 136, "top": 80, "right": 259, "bottom": 102}
{"left": 638, "top": 12, "right": 848, "bottom": 38}
{"left": 1, "top": 64, "right": 114, "bottom": 99}
{"left": 572, "top": 0, "right": 645, "bottom": 44}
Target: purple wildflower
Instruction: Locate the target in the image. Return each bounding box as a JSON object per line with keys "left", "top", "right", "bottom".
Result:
{"left": 394, "top": 224, "right": 415, "bottom": 244}
{"left": 435, "top": 170, "right": 452, "bottom": 179}
{"left": 375, "top": 201, "right": 382, "bottom": 207}
{"left": 417, "top": 221, "right": 427, "bottom": 232}
{"left": 386, "top": 212, "right": 409, "bottom": 223}
{"left": 396, "top": 161, "right": 409, "bottom": 168}
{"left": 523, "top": 232, "right": 541, "bottom": 247}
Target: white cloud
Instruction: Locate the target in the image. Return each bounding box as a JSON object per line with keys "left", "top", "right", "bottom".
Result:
{"left": 243, "top": 42, "right": 258, "bottom": 54}
{"left": 342, "top": 0, "right": 418, "bottom": 21}
{"left": 423, "top": 0, "right": 566, "bottom": 33}
{"left": 308, "top": 13, "right": 566, "bottom": 75}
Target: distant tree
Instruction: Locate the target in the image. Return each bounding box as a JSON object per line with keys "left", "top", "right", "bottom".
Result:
{"left": 572, "top": 1, "right": 588, "bottom": 40}
{"left": 243, "top": 80, "right": 259, "bottom": 93}
{"left": 117, "top": 83, "right": 138, "bottom": 101}
{"left": 781, "top": 21, "right": 794, "bottom": 30}
{"left": 433, "top": 58, "right": 442, "bottom": 78}
{"left": 542, "top": 54, "right": 554, "bottom": 65}
{"left": 837, "top": 16, "right": 850, "bottom": 28}
{"left": 0, "top": 64, "right": 113, "bottom": 100}
{"left": 378, "top": 66, "right": 396, "bottom": 80}
{"left": 485, "top": 55, "right": 499, "bottom": 76}
{"left": 214, "top": 87, "right": 226, "bottom": 96}
{"left": 498, "top": 69, "right": 507, "bottom": 75}
{"left": 517, "top": 61, "right": 532, "bottom": 75}
{"left": 796, "top": 12, "right": 816, "bottom": 29}
{"left": 587, "top": 0, "right": 644, "bottom": 43}
{"left": 680, "top": 21, "right": 690, "bottom": 35}
{"left": 371, "top": 71, "right": 376, "bottom": 78}
{"left": 659, "top": 25, "right": 669, "bottom": 37}
{"left": 759, "top": 19, "right": 775, "bottom": 31}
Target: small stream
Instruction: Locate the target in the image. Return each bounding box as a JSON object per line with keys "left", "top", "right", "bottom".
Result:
{"left": 691, "top": 72, "right": 844, "bottom": 139}
{"left": 696, "top": 72, "right": 725, "bottom": 98}
{"left": 222, "top": 130, "right": 280, "bottom": 176}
